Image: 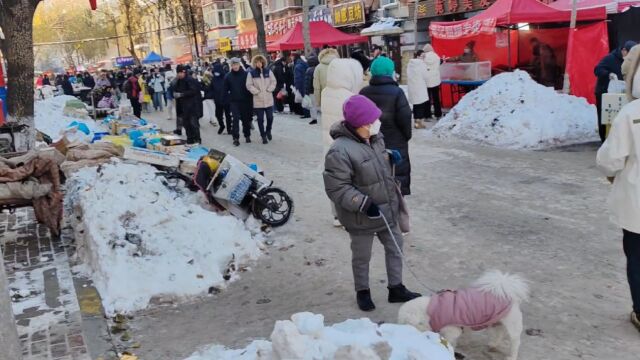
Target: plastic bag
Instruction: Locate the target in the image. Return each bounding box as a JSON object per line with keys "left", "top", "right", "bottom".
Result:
{"left": 608, "top": 74, "right": 626, "bottom": 94}
{"left": 276, "top": 88, "right": 288, "bottom": 101}
{"left": 302, "top": 95, "right": 313, "bottom": 109}
{"left": 293, "top": 88, "right": 302, "bottom": 104}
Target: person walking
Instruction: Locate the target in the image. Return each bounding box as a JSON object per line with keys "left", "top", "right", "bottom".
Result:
{"left": 423, "top": 44, "right": 443, "bottom": 120}
{"left": 246, "top": 55, "right": 277, "bottom": 144}
{"left": 149, "top": 69, "right": 166, "bottom": 112}
{"left": 224, "top": 58, "right": 254, "bottom": 146}
{"left": 313, "top": 47, "right": 339, "bottom": 111}
{"left": 304, "top": 54, "right": 320, "bottom": 125}
{"left": 595, "top": 40, "right": 637, "bottom": 142}
{"left": 173, "top": 65, "right": 203, "bottom": 144}
{"left": 293, "top": 53, "right": 310, "bottom": 119}
{"left": 321, "top": 58, "right": 363, "bottom": 227}
{"left": 360, "top": 57, "right": 413, "bottom": 196}
{"left": 323, "top": 95, "right": 421, "bottom": 312}
{"left": 201, "top": 71, "right": 217, "bottom": 126}
{"left": 406, "top": 50, "right": 430, "bottom": 130}
{"left": 285, "top": 57, "right": 299, "bottom": 115}
{"left": 123, "top": 71, "right": 142, "bottom": 118}
{"left": 212, "top": 60, "right": 232, "bottom": 134}
{"left": 271, "top": 56, "right": 287, "bottom": 113}
{"left": 596, "top": 45, "right": 640, "bottom": 332}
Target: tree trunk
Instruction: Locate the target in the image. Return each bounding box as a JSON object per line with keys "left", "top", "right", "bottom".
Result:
{"left": 122, "top": 1, "right": 140, "bottom": 65}
{"left": 249, "top": 0, "right": 267, "bottom": 57}
{"left": 0, "top": 0, "right": 41, "bottom": 151}
{"left": 302, "top": 0, "right": 312, "bottom": 56}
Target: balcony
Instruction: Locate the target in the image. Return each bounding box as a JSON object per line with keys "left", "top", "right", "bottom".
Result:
{"left": 267, "top": 0, "right": 303, "bottom": 14}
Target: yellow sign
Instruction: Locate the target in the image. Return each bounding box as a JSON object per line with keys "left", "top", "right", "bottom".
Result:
{"left": 332, "top": 1, "right": 365, "bottom": 27}
{"left": 218, "top": 38, "right": 232, "bottom": 52}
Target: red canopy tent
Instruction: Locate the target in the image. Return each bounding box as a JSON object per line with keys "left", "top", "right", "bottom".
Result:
{"left": 550, "top": 0, "right": 640, "bottom": 13}
{"left": 267, "top": 21, "right": 368, "bottom": 51}
{"left": 429, "top": 0, "right": 608, "bottom": 105}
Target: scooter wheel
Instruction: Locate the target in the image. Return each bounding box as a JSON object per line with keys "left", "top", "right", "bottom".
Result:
{"left": 252, "top": 187, "right": 294, "bottom": 227}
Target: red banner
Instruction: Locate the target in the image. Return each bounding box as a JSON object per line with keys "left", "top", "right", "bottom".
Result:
{"left": 429, "top": 18, "right": 496, "bottom": 39}
{"left": 266, "top": 14, "right": 304, "bottom": 42}
{"left": 237, "top": 32, "right": 258, "bottom": 49}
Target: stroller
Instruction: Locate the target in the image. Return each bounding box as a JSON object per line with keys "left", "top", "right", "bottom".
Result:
{"left": 193, "top": 149, "right": 294, "bottom": 227}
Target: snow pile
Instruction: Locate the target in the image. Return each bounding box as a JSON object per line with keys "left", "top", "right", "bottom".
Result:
{"left": 186, "top": 312, "right": 454, "bottom": 360}
{"left": 429, "top": 70, "right": 599, "bottom": 149}
{"left": 66, "top": 160, "right": 264, "bottom": 315}
{"left": 35, "top": 95, "right": 105, "bottom": 141}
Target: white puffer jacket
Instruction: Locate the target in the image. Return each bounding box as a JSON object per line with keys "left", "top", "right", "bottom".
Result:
{"left": 320, "top": 59, "right": 364, "bottom": 154}
{"left": 597, "top": 98, "right": 640, "bottom": 234}
{"left": 423, "top": 51, "right": 442, "bottom": 88}
{"left": 406, "top": 59, "right": 430, "bottom": 105}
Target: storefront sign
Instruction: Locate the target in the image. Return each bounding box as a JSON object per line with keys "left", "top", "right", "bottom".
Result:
{"left": 266, "top": 13, "right": 304, "bottom": 42}
{"left": 219, "top": 37, "right": 232, "bottom": 52}
{"left": 416, "top": 0, "right": 494, "bottom": 18}
{"left": 332, "top": 1, "right": 365, "bottom": 28}
{"left": 115, "top": 56, "right": 135, "bottom": 67}
{"left": 237, "top": 32, "right": 257, "bottom": 49}
{"left": 309, "top": 6, "right": 333, "bottom": 24}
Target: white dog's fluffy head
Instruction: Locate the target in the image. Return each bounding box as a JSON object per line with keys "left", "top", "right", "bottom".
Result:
{"left": 397, "top": 296, "right": 432, "bottom": 332}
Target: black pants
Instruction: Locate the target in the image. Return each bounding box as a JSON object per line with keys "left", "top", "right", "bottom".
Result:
{"left": 413, "top": 101, "right": 428, "bottom": 119}
{"left": 230, "top": 101, "right": 253, "bottom": 139}
{"left": 255, "top": 107, "right": 274, "bottom": 138}
{"left": 595, "top": 91, "right": 606, "bottom": 142}
{"left": 214, "top": 100, "right": 232, "bottom": 130}
{"left": 182, "top": 116, "right": 201, "bottom": 144}
{"left": 427, "top": 86, "right": 442, "bottom": 119}
{"left": 624, "top": 229, "right": 640, "bottom": 314}
{"left": 130, "top": 97, "right": 142, "bottom": 118}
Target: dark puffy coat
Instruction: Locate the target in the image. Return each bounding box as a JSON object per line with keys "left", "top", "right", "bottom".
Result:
{"left": 83, "top": 75, "right": 96, "bottom": 89}
{"left": 360, "top": 75, "right": 413, "bottom": 195}
{"left": 285, "top": 62, "right": 294, "bottom": 89}
{"left": 323, "top": 121, "right": 400, "bottom": 235}
{"left": 294, "top": 59, "right": 308, "bottom": 95}
{"left": 594, "top": 49, "right": 625, "bottom": 95}
{"left": 271, "top": 59, "right": 286, "bottom": 92}
{"left": 202, "top": 79, "right": 215, "bottom": 100}
{"left": 212, "top": 62, "right": 227, "bottom": 103}
{"left": 304, "top": 56, "right": 319, "bottom": 95}
{"left": 223, "top": 68, "right": 252, "bottom": 104}
{"left": 174, "top": 74, "right": 203, "bottom": 120}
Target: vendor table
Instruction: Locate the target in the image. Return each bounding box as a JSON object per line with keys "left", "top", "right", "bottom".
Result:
{"left": 441, "top": 79, "right": 488, "bottom": 107}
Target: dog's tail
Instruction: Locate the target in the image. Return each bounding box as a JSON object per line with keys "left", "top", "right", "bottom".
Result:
{"left": 472, "top": 270, "right": 529, "bottom": 304}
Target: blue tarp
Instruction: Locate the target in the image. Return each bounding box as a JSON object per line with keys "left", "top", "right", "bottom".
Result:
{"left": 141, "top": 51, "right": 171, "bottom": 64}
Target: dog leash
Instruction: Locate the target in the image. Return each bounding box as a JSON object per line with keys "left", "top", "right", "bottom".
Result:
{"left": 380, "top": 211, "right": 440, "bottom": 296}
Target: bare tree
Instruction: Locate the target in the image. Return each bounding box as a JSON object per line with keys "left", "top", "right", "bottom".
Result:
{"left": 302, "top": 0, "right": 311, "bottom": 56}
{"left": 249, "top": 0, "right": 267, "bottom": 56}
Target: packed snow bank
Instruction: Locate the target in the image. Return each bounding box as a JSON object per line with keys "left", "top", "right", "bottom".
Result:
{"left": 185, "top": 312, "right": 454, "bottom": 360}
{"left": 429, "top": 70, "right": 599, "bottom": 149}
{"left": 66, "top": 160, "right": 264, "bottom": 315}
{"left": 35, "top": 95, "right": 106, "bottom": 141}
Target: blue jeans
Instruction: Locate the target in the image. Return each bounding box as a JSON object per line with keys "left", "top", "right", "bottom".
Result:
{"left": 153, "top": 92, "right": 164, "bottom": 111}
{"left": 255, "top": 107, "right": 273, "bottom": 138}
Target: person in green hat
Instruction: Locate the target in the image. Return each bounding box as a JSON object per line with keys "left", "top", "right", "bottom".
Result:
{"left": 360, "top": 57, "right": 413, "bottom": 196}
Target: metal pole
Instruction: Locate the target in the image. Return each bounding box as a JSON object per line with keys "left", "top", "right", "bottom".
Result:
{"left": 0, "top": 256, "right": 22, "bottom": 360}
{"left": 188, "top": 0, "right": 200, "bottom": 60}
{"left": 562, "top": 0, "right": 578, "bottom": 94}
{"left": 413, "top": 0, "right": 420, "bottom": 51}
{"left": 507, "top": 28, "right": 512, "bottom": 70}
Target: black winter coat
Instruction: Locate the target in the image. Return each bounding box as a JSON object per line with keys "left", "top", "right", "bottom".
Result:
{"left": 211, "top": 63, "right": 227, "bottom": 103}
{"left": 594, "top": 49, "right": 624, "bottom": 95}
{"left": 202, "top": 80, "right": 215, "bottom": 100}
{"left": 223, "top": 69, "right": 252, "bottom": 104}
{"left": 271, "top": 60, "right": 286, "bottom": 92}
{"left": 360, "top": 75, "right": 413, "bottom": 195}
{"left": 304, "top": 56, "right": 319, "bottom": 95}
{"left": 174, "top": 75, "right": 203, "bottom": 120}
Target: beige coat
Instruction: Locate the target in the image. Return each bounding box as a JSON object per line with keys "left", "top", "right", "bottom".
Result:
{"left": 320, "top": 59, "right": 364, "bottom": 154}
{"left": 246, "top": 69, "right": 277, "bottom": 109}
{"left": 423, "top": 49, "right": 442, "bottom": 88}
{"left": 406, "top": 59, "right": 430, "bottom": 105}
{"left": 622, "top": 44, "right": 640, "bottom": 100}
{"left": 313, "top": 48, "right": 339, "bottom": 107}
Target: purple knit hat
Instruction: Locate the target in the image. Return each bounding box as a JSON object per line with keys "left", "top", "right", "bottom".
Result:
{"left": 343, "top": 95, "right": 382, "bottom": 128}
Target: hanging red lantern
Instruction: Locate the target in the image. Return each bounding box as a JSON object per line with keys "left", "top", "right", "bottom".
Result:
{"left": 89, "top": 0, "right": 97, "bottom": 10}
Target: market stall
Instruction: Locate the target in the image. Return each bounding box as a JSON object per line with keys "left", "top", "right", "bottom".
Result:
{"left": 266, "top": 21, "right": 368, "bottom": 51}
{"left": 141, "top": 51, "right": 171, "bottom": 64}
{"left": 429, "top": 0, "right": 608, "bottom": 107}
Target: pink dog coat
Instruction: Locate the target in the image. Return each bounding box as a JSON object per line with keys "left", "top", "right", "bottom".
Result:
{"left": 427, "top": 288, "right": 512, "bottom": 332}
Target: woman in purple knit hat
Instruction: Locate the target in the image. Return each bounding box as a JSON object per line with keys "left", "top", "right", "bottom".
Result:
{"left": 323, "top": 95, "right": 421, "bottom": 312}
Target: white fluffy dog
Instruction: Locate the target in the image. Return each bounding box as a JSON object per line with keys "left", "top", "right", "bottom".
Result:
{"left": 398, "top": 270, "right": 529, "bottom": 360}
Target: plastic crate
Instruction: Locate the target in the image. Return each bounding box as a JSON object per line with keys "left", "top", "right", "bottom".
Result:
{"left": 440, "top": 61, "right": 491, "bottom": 81}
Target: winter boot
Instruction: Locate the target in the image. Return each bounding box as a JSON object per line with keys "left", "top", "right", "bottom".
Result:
{"left": 356, "top": 289, "right": 376, "bottom": 312}
{"left": 245, "top": 137, "right": 252, "bottom": 144}
{"left": 173, "top": 129, "right": 182, "bottom": 136}
{"left": 631, "top": 312, "right": 640, "bottom": 332}
{"left": 267, "top": 132, "right": 273, "bottom": 141}
{"left": 262, "top": 136, "right": 269, "bottom": 144}
{"left": 388, "top": 284, "right": 421, "bottom": 303}
{"left": 309, "top": 119, "right": 318, "bottom": 125}
{"left": 233, "top": 138, "right": 240, "bottom": 146}
{"left": 218, "top": 125, "right": 225, "bottom": 135}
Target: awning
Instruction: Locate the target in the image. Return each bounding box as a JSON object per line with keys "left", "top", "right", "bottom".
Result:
{"left": 549, "top": 0, "right": 637, "bottom": 14}
{"left": 430, "top": 0, "right": 607, "bottom": 39}
{"left": 141, "top": 51, "right": 171, "bottom": 64}
{"left": 267, "top": 21, "right": 368, "bottom": 51}
{"left": 361, "top": 18, "right": 404, "bottom": 36}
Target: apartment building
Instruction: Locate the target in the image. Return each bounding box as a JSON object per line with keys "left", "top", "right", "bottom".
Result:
{"left": 202, "top": 0, "right": 237, "bottom": 57}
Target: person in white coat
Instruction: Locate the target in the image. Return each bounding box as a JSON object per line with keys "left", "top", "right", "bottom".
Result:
{"left": 321, "top": 58, "right": 364, "bottom": 227}
{"left": 423, "top": 44, "right": 443, "bottom": 119}
{"left": 406, "top": 51, "right": 430, "bottom": 129}
{"left": 596, "top": 47, "right": 640, "bottom": 332}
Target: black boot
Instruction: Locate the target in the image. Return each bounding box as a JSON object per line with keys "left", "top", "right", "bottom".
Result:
{"left": 309, "top": 119, "right": 318, "bottom": 125}
{"left": 262, "top": 136, "right": 268, "bottom": 144}
{"left": 356, "top": 289, "right": 376, "bottom": 312}
{"left": 173, "top": 129, "right": 182, "bottom": 136}
{"left": 388, "top": 284, "right": 421, "bottom": 303}
{"left": 233, "top": 138, "right": 240, "bottom": 146}
{"left": 245, "top": 137, "right": 251, "bottom": 144}
{"left": 218, "top": 125, "right": 225, "bottom": 135}
{"left": 267, "top": 132, "right": 272, "bottom": 141}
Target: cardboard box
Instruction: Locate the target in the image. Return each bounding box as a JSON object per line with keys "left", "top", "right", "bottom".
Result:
{"left": 161, "top": 136, "right": 186, "bottom": 146}
{"left": 123, "top": 147, "right": 180, "bottom": 167}
{"left": 602, "top": 93, "right": 629, "bottom": 125}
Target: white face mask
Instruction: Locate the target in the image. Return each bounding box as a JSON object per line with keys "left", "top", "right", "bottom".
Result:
{"left": 369, "top": 120, "right": 381, "bottom": 136}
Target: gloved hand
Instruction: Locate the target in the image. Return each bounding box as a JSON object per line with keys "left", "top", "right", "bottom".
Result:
{"left": 173, "top": 92, "right": 183, "bottom": 99}
{"left": 366, "top": 203, "right": 381, "bottom": 219}
{"left": 609, "top": 73, "right": 619, "bottom": 81}
{"left": 388, "top": 149, "right": 402, "bottom": 165}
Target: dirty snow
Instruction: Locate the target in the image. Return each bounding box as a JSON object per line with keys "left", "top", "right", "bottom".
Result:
{"left": 35, "top": 95, "right": 105, "bottom": 141}
{"left": 185, "top": 312, "right": 454, "bottom": 360}
{"left": 429, "top": 70, "right": 599, "bottom": 149}
{"left": 65, "top": 160, "right": 264, "bottom": 315}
